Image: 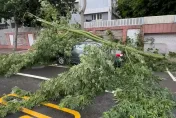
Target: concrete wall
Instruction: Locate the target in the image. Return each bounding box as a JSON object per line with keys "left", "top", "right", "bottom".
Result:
{"left": 86, "top": 21, "right": 176, "bottom": 53}
{"left": 86, "top": 25, "right": 142, "bottom": 42}
{"left": 70, "top": 14, "right": 81, "bottom": 24}
{"left": 144, "top": 15, "right": 175, "bottom": 24}
{"left": 144, "top": 34, "right": 176, "bottom": 54}
{"left": 80, "top": 0, "right": 109, "bottom": 10}
{"left": 71, "top": 0, "right": 113, "bottom": 23}
{"left": 0, "top": 27, "right": 39, "bottom": 49}
{"left": 95, "top": 29, "right": 123, "bottom": 40}
{"left": 0, "top": 30, "right": 9, "bottom": 45}
{"left": 127, "top": 29, "right": 141, "bottom": 42}
{"left": 85, "top": 15, "right": 176, "bottom": 28}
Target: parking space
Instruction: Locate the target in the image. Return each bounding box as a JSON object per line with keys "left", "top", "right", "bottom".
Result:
{"left": 79, "top": 93, "right": 114, "bottom": 118}
{"left": 20, "top": 66, "right": 69, "bottom": 78}
{"left": 156, "top": 71, "right": 176, "bottom": 93}
{"left": 0, "top": 75, "right": 41, "bottom": 96}
{"left": 1, "top": 66, "right": 176, "bottom": 118}
{"left": 0, "top": 66, "right": 115, "bottom": 118}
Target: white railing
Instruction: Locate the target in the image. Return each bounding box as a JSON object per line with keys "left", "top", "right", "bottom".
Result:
{"left": 84, "top": 15, "right": 176, "bottom": 28}
{"left": 84, "top": 17, "right": 143, "bottom": 28}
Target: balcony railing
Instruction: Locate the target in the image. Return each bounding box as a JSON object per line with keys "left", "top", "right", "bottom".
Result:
{"left": 84, "top": 15, "right": 176, "bottom": 28}
{"left": 84, "top": 17, "right": 143, "bottom": 28}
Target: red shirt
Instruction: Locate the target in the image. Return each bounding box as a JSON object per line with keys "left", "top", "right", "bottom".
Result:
{"left": 116, "top": 53, "right": 123, "bottom": 57}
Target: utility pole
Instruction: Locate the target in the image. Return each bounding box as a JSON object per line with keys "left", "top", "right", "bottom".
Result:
{"left": 79, "top": 0, "right": 87, "bottom": 30}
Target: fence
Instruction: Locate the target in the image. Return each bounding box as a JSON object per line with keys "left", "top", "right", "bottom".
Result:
{"left": 84, "top": 17, "right": 143, "bottom": 28}
{"left": 0, "top": 27, "right": 39, "bottom": 49}
{"left": 84, "top": 15, "right": 176, "bottom": 28}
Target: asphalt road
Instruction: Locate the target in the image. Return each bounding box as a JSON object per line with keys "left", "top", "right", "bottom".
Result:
{"left": 0, "top": 66, "right": 115, "bottom": 118}
{"left": 1, "top": 66, "right": 176, "bottom": 118}
{"left": 156, "top": 72, "right": 176, "bottom": 93}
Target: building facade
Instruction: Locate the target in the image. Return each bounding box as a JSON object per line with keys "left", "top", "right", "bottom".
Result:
{"left": 70, "top": 0, "right": 118, "bottom": 24}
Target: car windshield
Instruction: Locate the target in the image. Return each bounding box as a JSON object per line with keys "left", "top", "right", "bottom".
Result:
{"left": 75, "top": 44, "right": 86, "bottom": 51}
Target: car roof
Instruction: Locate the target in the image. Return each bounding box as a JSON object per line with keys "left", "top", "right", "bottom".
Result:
{"left": 77, "top": 41, "right": 100, "bottom": 45}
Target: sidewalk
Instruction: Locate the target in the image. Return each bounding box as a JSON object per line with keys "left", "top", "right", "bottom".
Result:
{"left": 0, "top": 48, "right": 28, "bottom": 54}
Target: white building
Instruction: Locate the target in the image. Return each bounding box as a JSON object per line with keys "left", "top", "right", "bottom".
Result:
{"left": 70, "top": 0, "right": 119, "bottom": 24}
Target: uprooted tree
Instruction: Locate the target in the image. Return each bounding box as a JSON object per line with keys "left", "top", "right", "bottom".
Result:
{"left": 0, "top": 2, "right": 176, "bottom": 118}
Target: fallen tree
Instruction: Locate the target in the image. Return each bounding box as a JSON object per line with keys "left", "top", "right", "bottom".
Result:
{"left": 0, "top": 16, "right": 175, "bottom": 118}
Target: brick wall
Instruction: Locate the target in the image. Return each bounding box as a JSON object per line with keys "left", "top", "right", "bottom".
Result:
{"left": 0, "top": 27, "right": 39, "bottom": 49}
{"left": 86, "top": 23, "right": 176, "bottom": 42}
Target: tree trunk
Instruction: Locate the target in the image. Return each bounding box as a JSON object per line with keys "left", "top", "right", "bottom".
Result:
{"left": 14, "top": 20, "right": 18, "bottom": 51}
{"left": 80, "top": 0, "right": 87, "bottom": 30}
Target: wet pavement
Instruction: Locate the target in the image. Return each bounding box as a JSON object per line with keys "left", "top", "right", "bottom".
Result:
{"left": 0, "top": 66, "right": 114, "bottom": 118}
{"left": 0, "top": 66, "right": 176, "bottom": 118}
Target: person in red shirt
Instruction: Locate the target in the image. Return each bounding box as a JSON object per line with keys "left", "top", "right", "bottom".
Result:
{"left": 114, "top": 52, "right": 124, "bottom": 68}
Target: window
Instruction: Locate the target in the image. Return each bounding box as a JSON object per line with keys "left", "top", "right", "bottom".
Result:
{"left": 92, "top": 13, "right": 102, "bottom": 20}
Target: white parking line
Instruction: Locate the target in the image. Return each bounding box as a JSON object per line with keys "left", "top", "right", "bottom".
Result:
{"left": 17, "top": 72, "right": 115, "bottom": 95}
{"left": 166, "top": 68, "right": 176, "bottom": 82}
{"left": 16, "top": 73, "right": 51, "bottom": 81}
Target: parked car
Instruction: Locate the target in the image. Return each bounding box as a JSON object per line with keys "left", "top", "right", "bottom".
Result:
{"left": 56, "top": 41, "right": 101, "bottom": 65}
{"left": 56, "top": 41, "right": 124, "bottom": 67}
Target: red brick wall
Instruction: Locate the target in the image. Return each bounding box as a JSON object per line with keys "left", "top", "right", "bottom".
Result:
{"left": 86, "top": 23, "right": 176, "bottom": 42}
{"left": 0, "top": 27, "right": 38, "bottom": 50}
{"left": 0, "top": 32, "right": 31, "bottom": 49}
{"left": 86, "top": 25, "right": 142, "bottom": 42}
{"left": 143, "top": 23, "right": 176, "bottom": 34}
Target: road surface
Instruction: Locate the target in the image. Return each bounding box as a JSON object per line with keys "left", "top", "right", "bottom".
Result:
{"left": 0, "top": 66, "right": 114, "bottom": 118}
{"left": 0, "top": 66, "right": 176, "bottom": 118}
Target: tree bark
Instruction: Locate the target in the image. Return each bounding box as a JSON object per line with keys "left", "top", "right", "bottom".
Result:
{"left": 79, "top": 0, "right": 87, "bottom": 30}
{"left": 14, "top": 19, "right": 18, "bottom": 51}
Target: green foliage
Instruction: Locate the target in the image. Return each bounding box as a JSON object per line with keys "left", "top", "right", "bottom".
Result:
{"left": 32, "top": 28, "right": 84, "bottom": 63}
{"left": 0, "top": 44, "right": 175, "bottom": 118}
{"left": 118, "top": 0, "right": 176, "bottom": 18}
{"left": 0, "top": 0, "right": 41, "bottom": 25}
{"left": 125, "top": 34, "right": 176, "bottom": 72}
{"left": 106, "top": 30, "right": 115, "bottom": 41}
{"left": 145, "top": 57, "right": 176, "bottom": 72}
{"left": 0, "top": 52, "right": 36, "bottom": 77}
{"left": 0, "top": 27, "right": 84, "bottom": 77}
{"left": 0, "top": 0, "right": 76, "bottom": 26}
{"left": 0, "top": 17, "right": 175, "bottom": 118}
{"left": 103, "top": 57, "right": 175, "bottom": 118}
{"left": 11, "top": 86, "right": 31, "bottom": 96}
{"left": 38, "top": 46, "right": 117, "bottom": 106}
{"left": 169, "top": 52, "right": 176, "bottom": 58}
{"left": 47, "top": 0, "right": 76, "bottom": 17}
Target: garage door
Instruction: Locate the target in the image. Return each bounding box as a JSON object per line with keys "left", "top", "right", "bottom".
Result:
{"left": 144, "top": 34, "right": 176, "bottom": 54}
